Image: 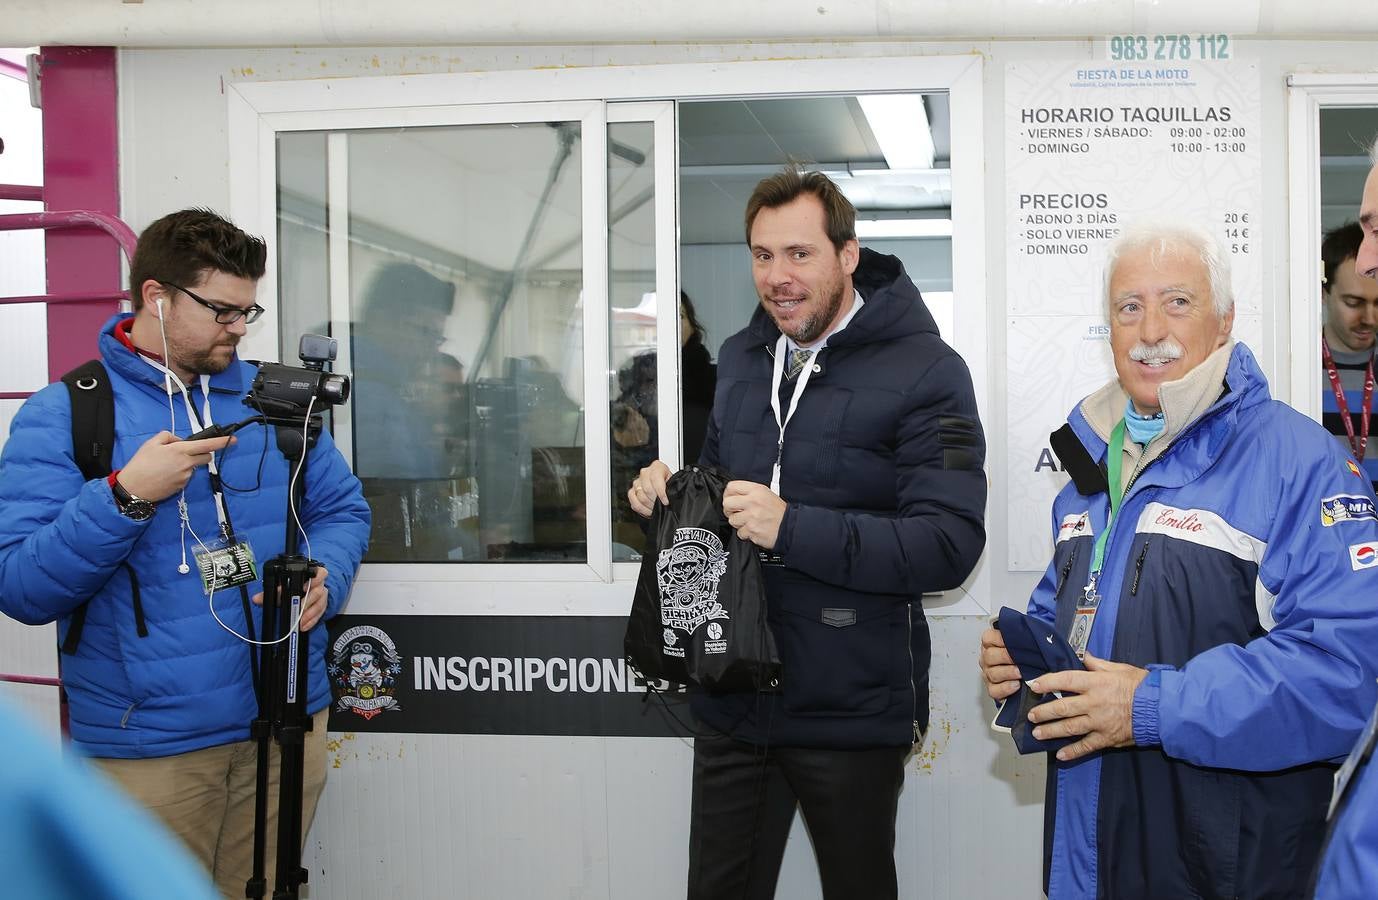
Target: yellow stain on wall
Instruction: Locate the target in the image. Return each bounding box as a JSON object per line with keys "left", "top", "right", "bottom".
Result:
{"left": 327, "top": 731, "right": 357, "bottom": 769}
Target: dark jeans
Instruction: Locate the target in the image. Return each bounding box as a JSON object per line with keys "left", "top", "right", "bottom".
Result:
{"left": 686, "top": 732, "right": 910, "bottom": 900}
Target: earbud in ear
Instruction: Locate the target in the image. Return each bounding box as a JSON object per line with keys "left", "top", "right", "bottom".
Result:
{"left": 155, "top": 297, "right": 165, "bottom": 319}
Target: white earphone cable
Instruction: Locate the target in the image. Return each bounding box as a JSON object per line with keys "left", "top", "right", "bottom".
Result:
{"left": 151, "top": 292, "right": 300, "bottom": 645}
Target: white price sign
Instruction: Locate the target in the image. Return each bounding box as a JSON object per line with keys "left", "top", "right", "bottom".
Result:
{"left": 1003, "top": 61, "right": 1262, "bottom": 571}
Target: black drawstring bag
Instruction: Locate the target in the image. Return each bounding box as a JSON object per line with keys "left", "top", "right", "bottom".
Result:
{"left": 624, "top": 465, "right": 781, "bottom": 693}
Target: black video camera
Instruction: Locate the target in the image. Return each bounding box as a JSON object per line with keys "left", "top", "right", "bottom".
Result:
{"left": 245, "top": 333, "right": 350, "bottom": 421}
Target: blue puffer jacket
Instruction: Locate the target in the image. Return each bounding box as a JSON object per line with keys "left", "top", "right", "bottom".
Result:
{"left": 693, "top": 248, "right": 987, "bottom": 749}
{"left": 1030, "top": 343, "right": 1378, "bottom": 900}
{"left": 0, "top": 314, "right": 371, "bottom": 759}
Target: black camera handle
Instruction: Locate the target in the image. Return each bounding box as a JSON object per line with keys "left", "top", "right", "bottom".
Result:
{"left": 184, "top": 419, "right": 253, "bottom": 442}
{"left": 246, "top": 414, "right": 322, "bottom": 900}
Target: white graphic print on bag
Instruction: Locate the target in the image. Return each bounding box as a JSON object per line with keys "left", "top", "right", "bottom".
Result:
{"left": 657, "top": 527, "right": 731, "bottom": 655}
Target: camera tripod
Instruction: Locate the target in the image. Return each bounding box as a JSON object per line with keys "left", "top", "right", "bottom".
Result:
{"left": 245, "top": 415, "right": 323, "bottom": 900}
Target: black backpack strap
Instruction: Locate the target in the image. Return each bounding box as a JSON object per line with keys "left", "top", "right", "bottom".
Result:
{"left": 61, "top": 359, "right": 115, "bottom": 482}
{"left": 127, "top": 565, "right": 148, "bottom": 638}
{"left": 1050, "top": 423, "right": 1109, "bottom": 497}
{"left": 60, "top": 605, "right": 89, "bottom": 655}
{"left": 59, "top": 360, "right": 117, "bottom": 655}
{"left": 60, "top": 564, "right": 146, "bottom": 654}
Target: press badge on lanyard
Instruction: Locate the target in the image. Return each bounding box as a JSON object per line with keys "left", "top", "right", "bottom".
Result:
{"left": 193, "top": 535, "right": 259, "bottom": 593}
{"left": 768, "top": 333, "right": 818, "bottom": 495}
{"left": 1071, "top": 419, "right": 1128, "bottom": 660}
{"left": 140, "top": 356, "right": 257, "bottom": 593}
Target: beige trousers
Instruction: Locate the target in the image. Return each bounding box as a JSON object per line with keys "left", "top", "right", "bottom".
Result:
{"left": 96, "top": 708, "right": 329, "bottom": 900}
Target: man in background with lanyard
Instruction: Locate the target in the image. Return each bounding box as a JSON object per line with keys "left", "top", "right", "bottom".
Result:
{"left": 1320, "top": 221, "right": 1378, "bottom": 491}
{"left": 979, "top": 221, "right": 1378, "bottom": 900}
{"left": 630, "top": 168, "right": 987, "bottom": 899}
{"left": 0, "top": 209, "right": 371, "bottom": 897}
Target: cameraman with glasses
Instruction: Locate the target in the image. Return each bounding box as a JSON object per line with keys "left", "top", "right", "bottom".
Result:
{"left": 0, "top": 208, "right": 371, "bottom": 897}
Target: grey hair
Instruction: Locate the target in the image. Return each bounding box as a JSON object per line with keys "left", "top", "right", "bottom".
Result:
{"left": 1103, "top": 220, "right": 1234, "bottom": 319}
{"left": 1370, "top": 135, "right": 1378, "bottom": 165}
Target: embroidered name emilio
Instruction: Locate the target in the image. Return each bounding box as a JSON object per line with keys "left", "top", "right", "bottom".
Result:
{"left": 1155, "top": 508, "right": 1205, "bottom": 533}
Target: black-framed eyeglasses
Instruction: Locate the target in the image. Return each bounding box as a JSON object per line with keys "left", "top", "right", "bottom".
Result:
{"left": 161, "top": 282, "right": 265, "bottom": 325}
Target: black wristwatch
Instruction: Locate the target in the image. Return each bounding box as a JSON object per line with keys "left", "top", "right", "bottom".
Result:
{"left": 111, "top": 478, "right": 157, "bottom": 521}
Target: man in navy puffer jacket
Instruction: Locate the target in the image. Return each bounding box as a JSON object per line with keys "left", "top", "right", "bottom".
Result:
{"left": 630, "top": 169, "right": 987, "bottom": 900}
{"left": 0, "top": 209, "right": 371, "bottom": 897}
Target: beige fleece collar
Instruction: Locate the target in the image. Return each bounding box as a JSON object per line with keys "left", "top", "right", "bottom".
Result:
{"left": 1079, "top": 340, "right": 1235, "bottom": 478}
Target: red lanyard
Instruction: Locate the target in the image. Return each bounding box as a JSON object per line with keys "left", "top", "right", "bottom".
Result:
{"left": 1323, "top": 336, "right": 1375, "bottom": 461}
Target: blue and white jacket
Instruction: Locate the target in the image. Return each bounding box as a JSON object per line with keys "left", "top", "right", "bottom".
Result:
{"left": 1029, "top": 342, "right": 1378, "bottom": 900}
{"left": 1312, "top": 697, "right": 1378, "bottom": 899}
{"left": 0, "top": 314, "right": 371, "bottom": 759}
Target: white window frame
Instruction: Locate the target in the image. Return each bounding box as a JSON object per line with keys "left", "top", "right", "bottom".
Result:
{"left": 1286, "top": 74, "right": 1378, "bottom": 421}
{"left": 227, "top": 55, "right": 989, "bottom": 616}
{"left": 607, "top": 101, "right": 680, "bottom": 582}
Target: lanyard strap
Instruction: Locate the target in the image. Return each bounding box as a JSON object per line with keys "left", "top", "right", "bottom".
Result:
{"left": 136, "top": 354, "right": 231, "bottom": 530}
{"left": 1089, "top": 419, "right": 1127, "bottom": 576}
{"left": 1322, "top": 336, "right": 1375, "bottom": 461}
{"left": 1071, "top": 419, "right": 1127, "bottom": 659}
{"left": 767, "top": 333, "right": 817, "bottom": 494}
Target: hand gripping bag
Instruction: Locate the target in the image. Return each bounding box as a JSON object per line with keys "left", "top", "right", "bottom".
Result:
{"left": 624, "top": 465, "right": 781, "bottom": 692}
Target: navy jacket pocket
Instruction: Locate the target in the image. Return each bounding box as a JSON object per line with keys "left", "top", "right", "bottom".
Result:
{"left": 770, "top": 576, "right": 902, "bottom": 717}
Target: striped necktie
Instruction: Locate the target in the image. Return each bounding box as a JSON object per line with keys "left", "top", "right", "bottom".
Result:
{"left": 785, "top": 348, "right": 813, "bottom": 380}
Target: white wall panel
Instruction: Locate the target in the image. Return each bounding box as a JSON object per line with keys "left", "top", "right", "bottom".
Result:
{"left": 0, "top": 68, "right": 47, "bottom": 395}
{"left": 306, "top": 733, "right": 696, "bottom": 898}
{"left": 0, "top": 397, "right": 21, "bottom": 440}
{"left": 0, "top": 67, "right": 45, "bottom": 309}
{"left": 302, "top": 618, "right": 1045, "bottom": 899}
{"left": 0, "top": 64, "right": 57, "bottom": 740}
{"left": 0, "top": 617, "right": 59, "bottom": 741}
{"left": 0, "top": 302, "right": 48, "bottom": 392}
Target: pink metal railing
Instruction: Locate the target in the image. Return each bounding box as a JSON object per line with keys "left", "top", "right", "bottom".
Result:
{"left": 0, "top": 208, "right": 138, "bottom": 263}
{"left": 0, "top": 207, "right": 137, "bottom": 400}
{"left": 0, "top": 183, "right": 43, "bottom": 202}
{"left": 0, "top": 673, "right": 61, "bottom": 688}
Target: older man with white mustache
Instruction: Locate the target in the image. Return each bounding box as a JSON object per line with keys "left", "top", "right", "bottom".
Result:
{"left": 980, "top": 222, "right": 1378, "bottom": 900}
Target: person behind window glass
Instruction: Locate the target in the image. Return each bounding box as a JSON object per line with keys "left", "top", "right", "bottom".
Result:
{"left": 351, "top": 261, "right": 466, "bottom": 560}
{"left": 629, "top": 168, "right": 987, "bottom": 900}
{"left": 1320, "top": 222, "right": 1378, "bottom": 491}
{"left": 679, "top": 291, "right": 718, "bottom": 464}
{"left": 351, "top": 261, "right": 457, "bottom": 481}
{"left": 611, "top": 292, "right": 718, "bottom": 555}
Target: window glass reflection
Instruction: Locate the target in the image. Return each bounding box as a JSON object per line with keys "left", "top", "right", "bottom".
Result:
{"left": 276, "top": 121, "right": 587, "bottom": 563}
{"left": 608, "top": 122, "right": 658, "bottom": 560}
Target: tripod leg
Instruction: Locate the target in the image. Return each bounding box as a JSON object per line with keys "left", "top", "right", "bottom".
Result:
{"left": 273, "top": 557, "right": 314, "bottom": 899}
{"left": 246, "top": 557, "right": 288, "bottom": 900}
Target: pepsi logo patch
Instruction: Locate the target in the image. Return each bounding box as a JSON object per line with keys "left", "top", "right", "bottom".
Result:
{"left": 1350, "top": 542, "right": 1378, "bottom": 571}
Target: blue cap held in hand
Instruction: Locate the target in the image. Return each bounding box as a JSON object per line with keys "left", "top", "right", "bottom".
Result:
{"left": 991, "top": 606, "right": 1085, "bottom": 755}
